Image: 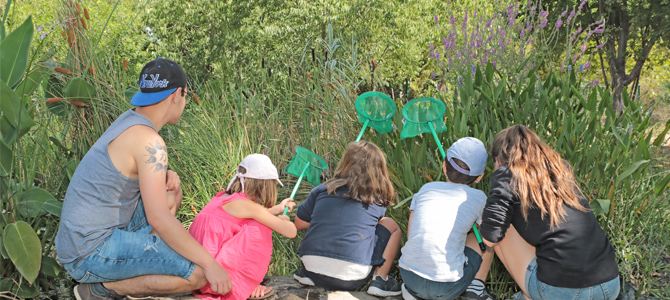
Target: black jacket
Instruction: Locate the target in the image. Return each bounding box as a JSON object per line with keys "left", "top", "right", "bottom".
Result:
{"left": 480, "top": 166, "right": 619, "bottom": 288}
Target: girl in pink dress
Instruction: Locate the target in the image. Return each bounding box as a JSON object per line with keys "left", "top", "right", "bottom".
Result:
{"left": 189, "top": 154, "right": 297, "bottom": 300}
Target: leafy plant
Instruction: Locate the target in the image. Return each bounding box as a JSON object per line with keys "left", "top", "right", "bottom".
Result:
{"left": 0, "top": 3, "right": 64, "bottom": 298}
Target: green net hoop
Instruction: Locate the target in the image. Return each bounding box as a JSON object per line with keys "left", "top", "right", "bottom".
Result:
{"left": 355, "top": 92, "right": 396, "bottom": 134}
{"left": 284, "top": 147, "right": 328, "bottom": 186}
{"left": 400, "top": 97, "right": 447, "bottom": 139}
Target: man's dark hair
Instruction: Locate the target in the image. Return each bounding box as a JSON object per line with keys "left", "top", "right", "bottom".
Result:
{"left": 445, "top": 157, "right": 480, "bottom": 185}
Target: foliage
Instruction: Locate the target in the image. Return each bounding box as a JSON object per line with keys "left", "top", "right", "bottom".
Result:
{"left": 0, "top": 6, "right": 65, "bottom": 298}
{"left": 543, "top": 0, "right": 670, "bottom": 114}
{"left": 372, "top": 62, "right": 670, "bottom": 296}
{"left": 429, "top": 0, "right": 605, "bottom": 94}
{"left": 141, "top": 0, "right": 453, "bottom": 89}
{"left": 5, "top": 0, "right": 670, "bottom": 298}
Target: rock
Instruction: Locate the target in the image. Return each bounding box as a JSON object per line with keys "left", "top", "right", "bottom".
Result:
{"left": 616, "top": 281, "right": 637, "bottom": 300}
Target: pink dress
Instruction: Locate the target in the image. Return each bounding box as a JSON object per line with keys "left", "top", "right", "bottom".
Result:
{"left": 189, "top": 192, "right": 273, "bottom": 300}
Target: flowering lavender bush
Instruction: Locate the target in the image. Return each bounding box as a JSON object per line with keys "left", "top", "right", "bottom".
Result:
{"left": 430, "top": 0, "right": 605, "bottom": 91}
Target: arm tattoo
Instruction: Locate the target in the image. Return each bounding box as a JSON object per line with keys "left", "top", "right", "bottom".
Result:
{"left": 145, "top": 139, "right": 168, "bottom": 173}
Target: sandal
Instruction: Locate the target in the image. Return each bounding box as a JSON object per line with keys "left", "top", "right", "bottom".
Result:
{"left": 248, "top": 285, "right": 274, "bottom": 300}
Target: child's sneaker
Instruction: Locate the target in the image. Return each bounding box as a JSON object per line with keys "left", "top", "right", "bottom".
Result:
{"left": 293, "top": 268, "right": 315, "bottom": 286}
{"left": 367, "top": 275, "right": 402, "bottom": 297}
{"left": 462, "top": 289, "right": 499, "bottom": 300}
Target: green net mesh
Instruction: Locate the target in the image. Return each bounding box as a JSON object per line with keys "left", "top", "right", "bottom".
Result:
{"left": 355, "top": 92, "right": 396, "bottom": 134}
{"left": 284, "top": 147, "right": 328, "bottom": 186}
{"left": 400, "top": 97, "right": 447, "bottom": 139}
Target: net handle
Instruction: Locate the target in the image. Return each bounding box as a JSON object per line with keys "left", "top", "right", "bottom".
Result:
{"left": 428, "top": 122, "right": 485, "bottom": 251}
{"left": 285, "top": 163, "right": 310, "bottom": 215}
{"left": 355, "top": 119, "right": 370, "bottom": 142}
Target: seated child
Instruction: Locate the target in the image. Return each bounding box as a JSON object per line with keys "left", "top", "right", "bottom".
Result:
{"left": 292, "top": 141, "right": 402, "bottom": 297}
{"left": 189, "top": 154, "right": 297, "bottom": 300}
{"left": 398, "top": 137, "right": 497, "bottom": 300}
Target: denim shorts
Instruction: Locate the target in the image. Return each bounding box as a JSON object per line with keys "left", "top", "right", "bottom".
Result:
{"left": 526, "top": 258, "right": 620, "bottom": 300}
{"left": 63, "top": 199, "right": 195, "bottom": 283}
{"left": 400, "top": 247, "right": 483, "bottom": 300}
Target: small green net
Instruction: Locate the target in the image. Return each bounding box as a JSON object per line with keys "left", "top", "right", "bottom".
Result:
{"left": 400, "top": 97, "right": 447, "bottom": 139}
{"left": 355, "top": 92, "right": 396, "bottom": 134}
{"left": 284, "top": 147, "right": 328, "bottom": 186}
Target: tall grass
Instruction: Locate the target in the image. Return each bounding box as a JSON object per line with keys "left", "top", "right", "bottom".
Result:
{"left": 20, "top": 1, "right": 670, "bottom": 298}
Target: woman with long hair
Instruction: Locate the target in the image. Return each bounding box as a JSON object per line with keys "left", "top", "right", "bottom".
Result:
{"left": 480, "top": 125, "right": 620, "bottom": 300}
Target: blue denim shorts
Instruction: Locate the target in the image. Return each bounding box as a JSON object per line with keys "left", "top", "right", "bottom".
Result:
{"left": 526, "top": 258, "right": 620, "bottom": 300}
{"left": 400, "top": 247, "right": 483, "bottom": 300}
{"left": 63, "top": 199, "right": 195, "bottom": 283}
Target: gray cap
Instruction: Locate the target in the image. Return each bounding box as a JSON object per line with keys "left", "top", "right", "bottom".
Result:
{"left": 446, "top": 137, "right": 488, "bottom": 176}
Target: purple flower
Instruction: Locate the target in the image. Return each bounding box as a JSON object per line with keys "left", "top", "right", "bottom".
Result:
{"left": 430, "top": 44, "right": 434, "bottom": 51}
{"left": 40, "top": 32, "right": 47, "bottom": 40}
{"left": 436, "top": 52, "right": 440, "bottom": 60}
{"left": 567, "top": 10, "right": 575, "bottom": 23}
{"left": 456, "top": 52, "right": 461, "bottom": 59}
{"left": 492, "top": 61, "right": 497, "bottom": 67}
{"left": 450, "top": 13, "right": 456, "bottom": 25}
{"left": 485, "top": 20, "right": 492, "bottom": 27}
{"left": 435, "top": 15, "right": 439, "bottom": 26}
{"left": 431, "top": 71, "right": 436, "bottom": 79}
{"left": 37, "top": 25, "right": 43, "bottom": 32}
{"left": 557, "top": 19, "right": 563, "bottom": 28}
{"left": 584, "top": 62, "right": 591, "bottom": 69}
{"left": 573, "top": 54, "right": 579, "bottom": 63}
{"left": 561, "top": 10, "right": 568, "bottom": 17}
{"left": 458, "top": 76, "right": 463, "bottom": 87}
{"left": 593, "top": 28, "right": 604, "bottom": 34}
{"left": 579, "top": 0, "right": 587, "bottom": 11}
{"left": 592, "top": 79, "right": 597, "bottom": 87}
{"left": 581, "top": 44, "right": 587, "bottom": 53}
{"left": 568, "top": 65, "right": 573, "bottom": 71}
{"left": 540, "top": 10, "right": 548, "bottom": 18}
{"left": 540, "top": 18, "right": 548, "bottom": 29}
{"left": 437, "top": 83, "right": 441, "bottom": 90}
{"left": 579, "top": 64, "right": 584, "bottom": 72}
{"left": 463, "top": 10, "right": 468, "bottom": 30}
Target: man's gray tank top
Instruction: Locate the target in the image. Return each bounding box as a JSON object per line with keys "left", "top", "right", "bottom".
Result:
{"left": 55, "top": 109, "right": 156, "bottom": 264}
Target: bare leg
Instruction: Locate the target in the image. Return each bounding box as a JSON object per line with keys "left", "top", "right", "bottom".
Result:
{"left": 493, "top": 225, "right": 535, "bottom": 300}
{"left": 373, "top": 217, "right": 401, "bottom": 278}
{"left": 464, "top": 232, "right": 494, "bottom": 281}
{"left": 103, "top": 264, "right": 207, "bottom": 297}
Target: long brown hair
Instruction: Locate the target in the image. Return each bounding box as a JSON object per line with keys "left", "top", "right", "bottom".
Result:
{"left": 226, "top": 167, "right": 277, "bottom": 209}
{"left": 325, "top": 141, "right": 395, "bottom": 206}
{"left": 491, "top": 125, "right": 588, "bottom": 229}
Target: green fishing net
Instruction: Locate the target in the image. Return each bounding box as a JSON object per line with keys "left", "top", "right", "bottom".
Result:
{"left": 284, "top": 147, "right": 328, "bottom": 186}
{"left": 355, "top": 92, "right": 396, "bottom": 134}
{"left": 400, "top": 97, "right": 447, "bottom": 139}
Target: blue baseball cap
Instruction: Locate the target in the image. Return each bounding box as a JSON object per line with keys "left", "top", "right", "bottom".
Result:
{"left": 130, "top": 58, "right": 188, "bottom": 106}
{"left": 446, "top": 137, "right": 488, "bottom": 176}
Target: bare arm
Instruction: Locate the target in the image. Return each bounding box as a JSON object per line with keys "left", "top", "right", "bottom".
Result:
{"left": 294, "top": 215, "right": 310, "bottom": 230}
{"left": 407, "top": 210, "right": 414, "bottom": 234}
{"left": 224, "top": 199, "right": 297, "bottom": 238}
{"left": 134, "top": 131, "right": 231, "bottom": 294}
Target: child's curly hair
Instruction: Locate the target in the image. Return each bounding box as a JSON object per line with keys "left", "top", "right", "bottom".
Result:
{"left": 325, "top": 141, "right": 395, "bottom": 206}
